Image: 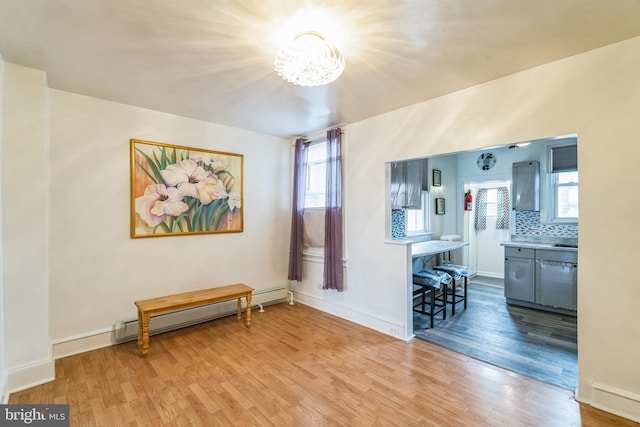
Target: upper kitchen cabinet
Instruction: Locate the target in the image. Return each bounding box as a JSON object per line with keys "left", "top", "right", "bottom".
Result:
{"left": 512, "top": 160, "right": 540, "bottom": 211}
{"left": 391, "top": 159, "right": 427, "bottom": 209}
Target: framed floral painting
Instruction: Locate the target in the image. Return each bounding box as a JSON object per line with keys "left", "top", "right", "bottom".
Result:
{"left": 130, "top": 139, "right": 243, "bottom": 238}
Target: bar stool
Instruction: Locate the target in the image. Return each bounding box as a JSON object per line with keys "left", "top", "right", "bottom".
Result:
{"left": 412, "top": 269, "right": 453, "bottom": 328}
{"left": 433, "top": 263, "right": 469, "bottom": 315}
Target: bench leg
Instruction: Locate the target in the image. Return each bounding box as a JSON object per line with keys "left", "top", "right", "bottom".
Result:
{"left": 141, "top": 312, "right": 151, "bottom": 356}
{"left": 237, "top": 298, "right": 242, "bottom": 321}
{"left": 246, "top": 292, "right": 252, "bottom": 329}
{"left": 137, "top": 309, "right": 143, "bottom": 348}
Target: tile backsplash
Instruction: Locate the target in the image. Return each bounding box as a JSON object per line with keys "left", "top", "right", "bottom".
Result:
{"left": 393, "top": 209, "right": 576, "bottom": 240}
{"left": 515, "top": 210, "right": 578, "bottom": 238}
{"left": 391, "top": 209, "right": 406, "bottom": 238}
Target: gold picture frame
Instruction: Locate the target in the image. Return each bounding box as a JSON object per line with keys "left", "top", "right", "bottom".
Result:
{"left": 130, "top": 139, "right": 243, "bottom": 238}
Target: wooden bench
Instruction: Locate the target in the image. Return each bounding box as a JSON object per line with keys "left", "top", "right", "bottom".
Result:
{"left": 134, "top": 283, "right": 254, "bottom": 356}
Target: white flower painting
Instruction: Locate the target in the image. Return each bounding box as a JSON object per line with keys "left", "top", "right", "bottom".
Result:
{"left": 130, "top": 139, "right": 243, "bottom": 237}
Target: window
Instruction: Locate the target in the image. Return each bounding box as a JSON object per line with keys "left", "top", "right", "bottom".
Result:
{"left": 554, "top": 171, "right": 578, "bottom": 219}
{"left": 485, "top": 188, "right": 498, "bottom": 217}
{"left": 304, "top": 140, "right": 327, "bottom": 208}
{"left": 549, "top": 142, "right": 578, "bottom": 221}
{"left": 406, "top": 191, "right": 431, "bottom": 235}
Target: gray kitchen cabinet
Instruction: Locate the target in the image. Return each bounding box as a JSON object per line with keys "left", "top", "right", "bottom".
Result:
{"left": 536, "top": 249, "right": 578, "bottom": 311}
{"left": 504, "top": 244, "right": 577, "bottom": 314}
{"left": 512, "top": 161, "right": 540, "bottom": 211}
{"left": 390, "top": 161, "right": 403, "bottom": 209}
{"left": 390, "top": 159, "right": 424, "bottom": 209}
{"left": 504, "top": 247, "right": 535, "bottom": 302}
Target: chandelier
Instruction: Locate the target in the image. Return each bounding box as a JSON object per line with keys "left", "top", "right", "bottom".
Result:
{"left": 274, "top": 31, "right": 345, "bottom": 87}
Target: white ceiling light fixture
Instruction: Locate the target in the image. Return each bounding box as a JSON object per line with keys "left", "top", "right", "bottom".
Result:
{"left": 274, "top": 31, "right": 345, "bottom": 87}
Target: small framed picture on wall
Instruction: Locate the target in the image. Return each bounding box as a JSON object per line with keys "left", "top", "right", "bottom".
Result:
{"left": 433, "top": 169, "right": 441, "bottom": 187}
{"left": 435, "top": 198, "right": 445, "bottom": 215}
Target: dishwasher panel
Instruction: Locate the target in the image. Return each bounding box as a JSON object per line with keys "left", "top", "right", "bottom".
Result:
{"left": 536, "top": 258, "right": 578, "bottom": 310}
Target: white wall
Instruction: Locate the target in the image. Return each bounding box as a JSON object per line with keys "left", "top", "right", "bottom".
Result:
{"left": 2, "top": 63, "right": 53, "bottom": 392}
{"left": 47, "top": 90, "right": 291, "bottom": 347}
{"left": 0, "top": 53, "right": 7, "bottom": 404}
{"left": 295, "top": 36, "right": 640, "bottom": 421}
{"left": 428, "top": 155, "right": 457, "bottom": 239}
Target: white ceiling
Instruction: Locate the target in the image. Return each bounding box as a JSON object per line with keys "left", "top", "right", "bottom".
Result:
{"left": 1, "top": 0, "right": 640, "bottom": 139}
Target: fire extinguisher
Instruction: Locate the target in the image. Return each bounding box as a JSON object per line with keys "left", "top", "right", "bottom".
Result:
{"left": 464, "top": 190, "right": 473, "bottom": 211}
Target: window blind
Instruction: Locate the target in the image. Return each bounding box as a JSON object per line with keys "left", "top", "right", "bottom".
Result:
{"left": 551, "top": 145, "right": 578, "bottom": 172}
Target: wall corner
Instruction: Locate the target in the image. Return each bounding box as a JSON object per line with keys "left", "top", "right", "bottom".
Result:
{"left": 576, "top": 381, "right": 640, "bottom": 424}
{"left": 6, "top": 353, "right": 54, "bottom": 396}
{"left": 0, "top": 369, "right": 8, "bottom": 404}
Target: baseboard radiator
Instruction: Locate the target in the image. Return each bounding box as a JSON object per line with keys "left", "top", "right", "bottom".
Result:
{"left": 113, "top": 287, "right": 288, "bottom": 343}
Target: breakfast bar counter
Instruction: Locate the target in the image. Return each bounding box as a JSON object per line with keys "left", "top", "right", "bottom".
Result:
{"left": 411, "top": 240, "right": 469, "bottom": 258}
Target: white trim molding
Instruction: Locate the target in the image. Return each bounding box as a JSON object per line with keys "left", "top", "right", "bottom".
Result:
{"left": 52, "top": 327, "right": 114, "bottom": 360}
{"left": 52, "top": 287, "right": 289, "bottom": 359}
{"left": 0, "top": 369, "right": 8, "bottom": 404}
{"left": 7, "top": 355, "right": 55, "bottom": 394}
{"left": 293, "top": 290, "right": 410, "bottom": 341}
{"left": 577, "top": 382, "right": 640, "bottom": 423}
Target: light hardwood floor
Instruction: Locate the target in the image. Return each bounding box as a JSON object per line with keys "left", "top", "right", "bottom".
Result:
{"left": 10, "top": 303, "right": 636, "bottom": 426}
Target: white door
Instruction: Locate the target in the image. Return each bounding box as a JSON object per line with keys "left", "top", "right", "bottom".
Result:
{"left": 464, "top": 182, "right": 511, "bottom": 279}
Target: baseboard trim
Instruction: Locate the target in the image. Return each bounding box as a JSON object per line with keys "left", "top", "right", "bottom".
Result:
{"left": 473, "top": 272, "right": 504, "bottom": 279}
{"left": 53, "top": 327, "right": 114, "bottom": 360}
{"left": 52, "top": 288, "right": 289, "bottom": 360}
{"left": 576, "top": 382, "right": 640, "bottom": 423}
{"left": 292, "top": 290, "right": 409, "bottom": 341}
{"left": 7, "top": 356, "right": 55, "bottom": 394}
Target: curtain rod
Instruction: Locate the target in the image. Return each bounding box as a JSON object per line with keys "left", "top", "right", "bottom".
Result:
{"left": 295, "top": 123, "right": 347, "bottom": 141}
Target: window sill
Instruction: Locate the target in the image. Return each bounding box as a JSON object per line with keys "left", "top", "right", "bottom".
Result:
{"left": 302, "top": 248, "right": 348, "bottom": 266}
{"left": 400, "top": 233, "right": 434, "bottom": 242}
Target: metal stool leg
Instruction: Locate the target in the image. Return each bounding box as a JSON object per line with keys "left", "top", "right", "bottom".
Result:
{"left": 428, "top": 288, "right": 435, "bottom": 328}
{"left": 451, "top": 279, "right": 456, "bottom": 316}
{"left": 463, "top": 276, "right": 468, "bottom": 309}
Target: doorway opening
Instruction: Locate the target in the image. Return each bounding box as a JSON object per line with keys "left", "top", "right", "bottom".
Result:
{"left": 463, "top": 181, "right": 512, "bottom": 280}
{"left": 410, "top": 135, "right": 579, "bottom": 391}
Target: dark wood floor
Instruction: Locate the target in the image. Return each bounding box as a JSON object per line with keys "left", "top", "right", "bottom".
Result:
{"left": 414, "top": 276, "right": 578, "bottom": 390}
{"left": 11, "top": 302, "right": 633, "bottom": 426}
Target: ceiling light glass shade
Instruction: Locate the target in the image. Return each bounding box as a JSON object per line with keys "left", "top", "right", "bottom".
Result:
{"left": 274, "top": 32, "right": 345, "bottom": 87}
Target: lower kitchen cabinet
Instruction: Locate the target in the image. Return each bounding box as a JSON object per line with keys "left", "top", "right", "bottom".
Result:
{"left": 504, "top": 247, "right": 535, "bottom": 302}
{"left": 504, "top": 245, "right": 577, "bottom": 315}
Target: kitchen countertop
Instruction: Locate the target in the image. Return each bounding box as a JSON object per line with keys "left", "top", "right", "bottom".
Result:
{"left": 501, "top": 241, "right": 578, "bottom": 252}
{"left": 412, "top": 240, "right": 469, "bottom": 258}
